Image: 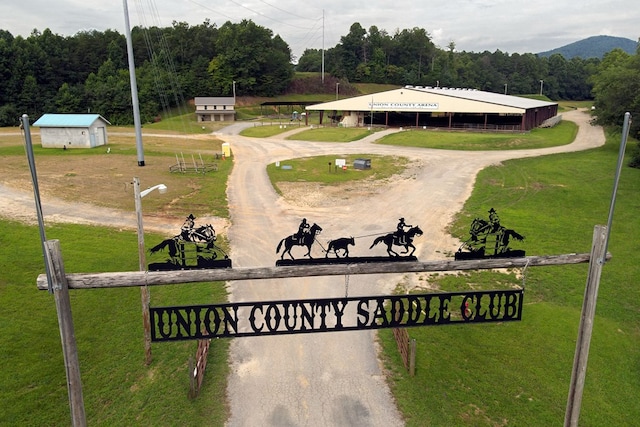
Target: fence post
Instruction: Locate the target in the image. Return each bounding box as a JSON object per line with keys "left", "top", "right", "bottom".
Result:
{"left": 409, "top": 338, "right": 417, "bottom": 377}
{"left": 46, "top": 240, "right": 86, "bottom": 427}
{"left": 564, "top": 225, "right": 608, "bottom": 427}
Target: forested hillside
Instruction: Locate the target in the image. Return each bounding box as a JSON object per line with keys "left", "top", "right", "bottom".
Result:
{"left": 538, "top": 35, "right": 638, "bottom": 59}
{"left": 0, "top": 20, "right": 635, "bottom": 130}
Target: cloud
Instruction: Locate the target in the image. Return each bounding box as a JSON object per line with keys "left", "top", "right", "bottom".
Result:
{"left": 1, "top": 0, "right": 638, "bottom": 58}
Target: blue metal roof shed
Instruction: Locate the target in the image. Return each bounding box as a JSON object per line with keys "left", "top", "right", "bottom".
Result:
{"left": 33, "top": 114, "right": 111, "bottom": 148}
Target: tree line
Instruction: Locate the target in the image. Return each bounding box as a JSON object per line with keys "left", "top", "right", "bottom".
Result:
{"left": 0, "top": 19, "right": 293, "bottom": 126}
{"left": 297, "top": 23, "right": 601, "bottom": 99}
{"left": 0, "top": 19, "right": 638, "bottom": 142}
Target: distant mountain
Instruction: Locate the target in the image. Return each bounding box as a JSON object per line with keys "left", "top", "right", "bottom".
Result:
{"left": 537, "top": 35, "right": 638, "bottom": 59}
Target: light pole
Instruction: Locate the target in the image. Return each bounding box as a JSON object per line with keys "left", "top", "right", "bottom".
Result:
{"left": 539, "top": 79, "right": 544, "bottom": 96}
{"left": 133, "top": 177, "right": 167, "bottom": 365}
{"left": 504, "top": 83, "right": 508, "bottom": 94}
{"left": 336, "top": 82, "right": 340, "bottom": 100}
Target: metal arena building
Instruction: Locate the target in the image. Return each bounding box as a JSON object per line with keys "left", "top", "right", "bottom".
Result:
{"left": 305, "top": 86, "right": 558, "bottom": 131}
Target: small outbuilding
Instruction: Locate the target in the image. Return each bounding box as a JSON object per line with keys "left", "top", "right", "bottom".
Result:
{"left": 195, "top": 97, "right": 236, "bottom": 122}
{"left": 33, "top": 113, "right": 110, "bottom": 149}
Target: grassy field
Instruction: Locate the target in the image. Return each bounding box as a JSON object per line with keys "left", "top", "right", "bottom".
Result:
{"left": 377, "top": 120, "right": 578, "bottom": 150}
{"left": 2, "top": 111, "right": 639, "bottom": 425}
{"left": 0, "top": 222, "right": 231, "bottom": 425}
{"left": 286, "top": 127, "right": 378, "bottom": 142}
{"left": 0, "top": 127, "right": 232, "bottom": 218}
{"left": 377, "top": 128, "right": 640, "bottom": 426}
{"left": 266, "top": 153, "right": 408, "bottom": 196}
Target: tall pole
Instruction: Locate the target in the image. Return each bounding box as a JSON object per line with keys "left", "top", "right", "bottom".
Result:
{"left": 564, "top": 225, "right": 608, "bottom": 426}
{"left": 321, "top": 9, "right": 325, "bottom": 83}
{"left": 603, "top": 112, "right": 631, "bottom": 262}
{"left": 123, "top": 0, "right": 145, "bottom": 166}
{"left": 539, "top": 79, "right": 544, "bottom": 96}
{"left": 21, "top": 115, "right": 53, "bottom": 293}
{"left": 336, "top": 82, "right": 339, "bottom": 100}
{"left": 22, "top": 115, "right": 86, "bottom": 426}
{"left": 134, "top": 177, "right": 152, "bottom": 364}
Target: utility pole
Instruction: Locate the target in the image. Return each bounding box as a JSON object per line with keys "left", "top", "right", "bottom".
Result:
{"left": 321, "top": 10, "right": 325, "bottom": 83}
{"left": 22, "top": 115, "right": 86, "bottom": 426}
{"left": 123, "top": 0, "right": 145, "bottom": 166}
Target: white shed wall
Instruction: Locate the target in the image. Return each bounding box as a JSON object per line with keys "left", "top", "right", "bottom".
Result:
{"left": 40, "top": 125, "right": 108, "bottom": 148}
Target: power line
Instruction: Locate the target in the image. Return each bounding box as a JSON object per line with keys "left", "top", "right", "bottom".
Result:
{"left": 184, "top": 0, "right": 236, "bottom": 21}
{"left": 256, "top": 0, "right": 322, "bottom": 22}
{"left": 223, "top": 0, "right": 320, "bottom": 30}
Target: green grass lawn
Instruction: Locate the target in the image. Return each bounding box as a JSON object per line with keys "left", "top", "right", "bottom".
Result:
{"left": 286, "top": 127, "right": 378, "bottom": 142}
{"left": 377, "top": 129, "right": 640, "bottom": 426}
{"left": 377, "top": 120, "right": 578, "bottom": 150}
{"left": 0, "top": 222, "right": 230, "bottom": 425}
{"left": 2, "top": 118, "right": 639, "bottom": 425}
{"left": 240, "top": 123, "right": 305, "bottom": 138}
{"left": 266, "top": 153, "right": 408, "bottom": 195}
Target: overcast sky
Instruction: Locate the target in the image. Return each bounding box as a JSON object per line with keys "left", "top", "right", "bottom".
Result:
{"left": 2, "top": 0, "right": 638, "bottom": 62}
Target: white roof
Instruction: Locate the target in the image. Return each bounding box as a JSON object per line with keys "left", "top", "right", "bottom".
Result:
{"left": 33, "top": 114, "right": 110, "bottom": 127}
{"left": 195, "top": 97, "right": 235, "bottom": 105}
{"left": 306, "top": 86, "right": 556, "bottom": 114}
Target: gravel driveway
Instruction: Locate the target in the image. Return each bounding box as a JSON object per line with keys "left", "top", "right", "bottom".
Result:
{"left": 0, "top": 109, "right": 604, "bottom": 426}
{"left": 220, "top": 108, "right": 604, "bottom": 426}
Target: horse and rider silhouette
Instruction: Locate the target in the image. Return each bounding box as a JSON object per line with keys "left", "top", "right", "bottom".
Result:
{"left": 276, "top": 219, "right": 323, "bottom": 260}
{"left": 150, "top": 214, "right": 218, "bottom": 259}
{"left": 277, "top": 218, "right": 422, "bottom": 260}
{"left": 369, "top": 218, "right": 423, "bottom": 257}
{"left": 456, "top": 208, "right": 525, "bottom": 259}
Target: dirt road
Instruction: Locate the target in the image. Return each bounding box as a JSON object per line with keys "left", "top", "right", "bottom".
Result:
{"left": 220, "top": 109, "right": 604, "bottom": 426}
{"left": 0, "top": 109, "right": 604, "bottom": 426}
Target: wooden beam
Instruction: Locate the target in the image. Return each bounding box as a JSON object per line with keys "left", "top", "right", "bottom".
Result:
{"left": 564, "top": 226, "right": 608, "bottom": 426}
{"left": 46, "top": 240, "right": 86, "bottom": 426}
{"left": 36, "top": 253, "right": 603, "bottom": 291}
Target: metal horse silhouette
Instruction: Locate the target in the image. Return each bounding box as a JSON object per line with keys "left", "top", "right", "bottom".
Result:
{"left": 455, "top": 208, "right": 525, "bottom": 260}
{"left": 276, "top": 217, "right": 422, "bottom": 266}
{"left": 369, "top": 225, "right": 423, "bottom": 256}
{"left": 276, "top": 219, "right": 323, "bottom": 260}
{"left": 148, "top": 214, "right": 231, "bottom": 270}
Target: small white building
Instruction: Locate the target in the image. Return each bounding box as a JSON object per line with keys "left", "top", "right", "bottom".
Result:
{"left": 33, "top": 114, "right": 110, "bottom": 148}
{"left": 195, "top": 97, "right": 236, "bottom": 122}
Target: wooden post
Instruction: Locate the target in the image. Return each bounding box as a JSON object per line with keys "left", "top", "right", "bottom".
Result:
{"left": 564, "top": 225, "right": 608, "bottom": 427}
{"left": 46, "top": 240, "right": 86, "bottom": 427}
{"left": 133, "top": 177, "right": 152, "bottom": 366}
{"left": 409, "top": 338, "right": 417, "bottom": 377}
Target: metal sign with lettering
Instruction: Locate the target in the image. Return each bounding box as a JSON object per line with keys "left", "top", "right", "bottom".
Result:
{"left": 150, "top": 289, "right": 524, "bottom": 342}
{"left": 368, "top": 102, "right": 439, "bottom": 110}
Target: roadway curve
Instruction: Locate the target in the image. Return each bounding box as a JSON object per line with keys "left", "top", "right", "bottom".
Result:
{"left": 0, "top": 109, "right": 604, "bottom": 426}
{"left": 220, "top": 108, "right": 604, "bottom": 426}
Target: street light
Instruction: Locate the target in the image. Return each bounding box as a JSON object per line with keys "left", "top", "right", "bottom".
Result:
{"left": 504, "top": 83, "right": 508, "bottom": 94}
{"left": 133, "top": 177, "right": 167, "bottom": 365}
{"left": 336, "top": 82, "right": 340, "bottom": 100}
{"left": 539, "top": 79, "right": 544, "bottom": 96}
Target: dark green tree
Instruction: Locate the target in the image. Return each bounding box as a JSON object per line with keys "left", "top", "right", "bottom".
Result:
{"left": 591, "top": 47, "right": 640, "bottom": 165}
{"left": 296, "top": 48, "right": 323, "bottom": 72}
{"left": 55, "top": 83, "right": 83, "bottom": 113}
{"left": 208, "top": 20, "right": 293, "bottom": 96}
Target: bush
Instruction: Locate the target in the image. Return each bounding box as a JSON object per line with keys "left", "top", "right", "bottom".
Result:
{"left": 628, "top": 142, "right": 640, "bottom": 168}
